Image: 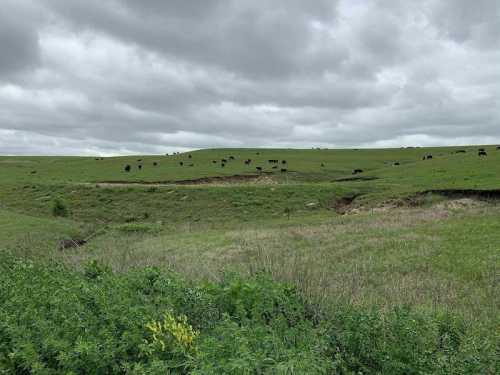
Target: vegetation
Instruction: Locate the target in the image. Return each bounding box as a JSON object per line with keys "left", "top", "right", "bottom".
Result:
{"left": 0, "top": 146, "right": 499, "bottom": 373}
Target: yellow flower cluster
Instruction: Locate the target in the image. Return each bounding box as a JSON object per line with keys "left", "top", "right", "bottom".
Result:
{"left": 146, "top": 311, "right": 199, "bottom": 352}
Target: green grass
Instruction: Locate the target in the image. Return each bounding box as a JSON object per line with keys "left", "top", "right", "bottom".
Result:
{"left": 1, "top": 146, "right": 500, "bottom": 373}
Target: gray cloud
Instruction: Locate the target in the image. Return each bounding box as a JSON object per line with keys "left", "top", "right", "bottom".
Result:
{"left": 0, "top": 0, "right": 499, "bottom": 155}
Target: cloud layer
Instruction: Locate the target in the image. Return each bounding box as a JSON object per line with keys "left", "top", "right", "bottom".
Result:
{"left": 1, "top": 0, "right": 499, "bottom": 155}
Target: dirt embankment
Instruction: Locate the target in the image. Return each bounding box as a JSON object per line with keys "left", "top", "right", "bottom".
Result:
{"left": 91, "top": 173, "right": 278, "bottom": 187}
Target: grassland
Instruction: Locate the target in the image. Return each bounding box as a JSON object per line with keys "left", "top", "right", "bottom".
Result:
{"left": 1, "top": 146, "right": 499, "bottom": 373}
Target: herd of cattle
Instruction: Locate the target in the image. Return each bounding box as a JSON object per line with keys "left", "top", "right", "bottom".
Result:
{"left": 121, "top": 146, "right": 500, "bottom": 175}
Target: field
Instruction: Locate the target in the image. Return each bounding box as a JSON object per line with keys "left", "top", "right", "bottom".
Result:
{"left": 1, "top": 146, "right": 499, "bottom": 374}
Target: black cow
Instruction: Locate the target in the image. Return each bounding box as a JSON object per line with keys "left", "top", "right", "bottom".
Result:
{"left": 221, "top": 159, "right": 228, "bottom": 163}
{"left": 244, "top": 159, "right": 252, "bottom": 165}
{"left": 179, "top": 161, "right": 184, "bottom": 166}
{"left": 321, "top": 163, "right": 325, "bottom": 167}
{"left": 138, "top": 164, "right": 142, "bottom": 170}
{"left": 478, "top": 151, "right": 487, "bottom": 157}
{"left": 478, "top": 148, "right": 485, "bottom": 152}
{"left": 137, "top": 159, "right": 142, "bottom": 162}
{"left": 280, "top": 168, "right": 287, "bottom": 172}
{"left": 281, "top": 160, "right": 287, "bottom": 164}
{"left": 496, "top": 146, "right": 500, "bottom": 150}
{"left": 221, "top": 163, "right": 225, "bottom": 167}
{"left": 153, "top": 162, "right": 158, "bottom": 166}
{"left": 393, "top": 162, "right": 400, "bottom": 166}
{"left": 352, "top": 169, "right": 363, "bottom": 174}
{"left": 229, "top": 156, "right": 235, "bottom": 160}
{"left": 124, "top": 164, "right": 131, "bottom": 172}
{"left": 188, "top": 154, "right": 192, "bottom": 158}
{"left": 423, "top": 155, "right": 433, "bottom": 160}
{"left": 455, "top": 150, "right": 466, "bottom": 154}
{"left": 256, "top": 166, "right": 262, "bottom": 172}
{"left": 212, "top": 160, "right": 217, "bottom": 164}
{"left": 31, "top": 170, "right": 37, "bottom": 174}
{"left": 272, "top": 165, "right": 278, "bottom": 169}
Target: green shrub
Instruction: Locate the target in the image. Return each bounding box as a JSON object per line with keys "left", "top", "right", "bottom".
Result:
{"left": 52, "top": 198, "right": 69, "bottom": 217}
{"left": 0, "top": 254, "right": 496, "bottom": 374}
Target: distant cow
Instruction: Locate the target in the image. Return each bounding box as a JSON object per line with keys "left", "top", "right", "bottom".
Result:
{"left": 58, "top": 238, "right": 86, "bottom": 251}
{"left": 256, "top": 166, "right": 263, "bottom": 172}
{"left": 179, "top": 161, "right": 184, "bottom": 166}
{"left": 212, "top": 160, "right": 217, "bottom": 164}
{"left": 229, "top": 156, "right": 235, "bottom": 160}
{"left": 30, "top": 170, "right": 37, "bottom": 174}
{"left": 455, "top": 150, "right": 466, "bottom": 154}
{"left": 478, "top": 151, "right": 487, "bottom": 157}
{"left": 393, "top": 162, "right": 400, "bottom": 166}
{"left": 272, "top": 165, "right": 278, "bottom": 169}
{"left": 423, "top": 155, "right": 433, "bottom": 160}
{"left": 188, "top": 154, "right": 192, "bottom": 158}
{"left": 281, "top": 160, "right": 287, "bottom": 164}
{"left": 268, "top": 159, "right": 278, "bottom": 163}
{"left": 496, "top": 146, "right": 500, "bottom": 150}
{"left": 280, "top": 168, "right": 287, "bottom": 172}
{"left": 478, "top": 148, "right": 485, "bottom": 152}
{"left": 221, "top": 159, "right": 228, "bottom": 163}
{"left": 221, "top": 163, "right": 225, "bottom": 167}
{"left": 138, "top": 164, "right": 142, "bottom": 170}
{"left": 137, "top": 159, "right": 142, "bottom": 162}
{"left": 352, "top": 169, "right": 363, "bottom": 174}
{"left": 321, "top": 163, "right": 325, "bottom": 167}
{"left": 244, "top": 159, "right": 252, "bottom": 165}
{"left": 153, "top": 162, "right": 158, "bottom": 166}
{"left": 124, "top": 164, "right": 131, "bottom": 172}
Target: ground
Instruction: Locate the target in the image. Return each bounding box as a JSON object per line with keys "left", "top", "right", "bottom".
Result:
{"left": 1, "top": 146, "right": 499, "bottom": 373}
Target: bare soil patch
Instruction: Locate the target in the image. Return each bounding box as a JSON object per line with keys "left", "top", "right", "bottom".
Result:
{"left": 91, "top": 173, "right": 278, "bottom": 187}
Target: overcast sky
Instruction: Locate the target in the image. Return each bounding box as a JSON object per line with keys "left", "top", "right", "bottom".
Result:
{"left": 1, "top": 0, "right": 499, "bottom": 155}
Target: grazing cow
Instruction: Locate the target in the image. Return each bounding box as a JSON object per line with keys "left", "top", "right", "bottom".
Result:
{"left": 282, "top": 160, "right": 287, "bottom": 164}
{"left": 478, "top": 148, "right": 485, "bottom": 152}
{"left": 393, "top": 162, "right": 400, "bottom": 166}
{"left": 281, "top": 168, "right": 287, "bottom": 172}
{"left": 153, "top": 162, "right": 158, "bottom": 166}
{"left": 423, "top": 155, "right": 433, "bottom": 160}
{"left": 352, "top": 169, "right": 363, "bottom": 174}
{"left": 137, "top": 159, "right": 142, "bottom": 162}
{"left": 188, "top": 154, "right": 192, "bottom": 158}
{"left": 256, "top": 152, "right": 260, "bottom": 155}
{"left": 478, "top": 151, "right": 487, "bottom": 157}
{"left": 221, "top": 163, "right": 225, "bottom": 167}
{"left": 455, "top": 150, "right": 466, "bottom": 154}
{"left": 244, "top": 159, "right": 251, "bottom": 165}
{"left": 138, "top": 164, "right": 143, "bottom": 170}
{"left": 58, "top": 238, "right": 86, "bottom": 250}
{"left": 321, "top": 163, "right": 325, "bottom": 167}
{"left": 272, "top": 166, "right": 278, "bottom": 169}
{"left": 221, "top": 159, "right": 228, "bottom": 163}
{"left": 179, "top": 161, "right": 184, "bottom": 166}
{"left": 124, "top": 164, "right": 131, "bottom": 172}
{"left": 256, "top": 166, "right": 262, "bottom": 172}
{"left": 212, "top": 160, "right": 217, "bottom": 164}
{"left": 496, "top": 146, "right": 500, "bottom": 150}
{"left": 31, "top": 170, "right": 37, "bottom": 174}
{"left": 229, "top": 156, "right": 235, "bottom": 160}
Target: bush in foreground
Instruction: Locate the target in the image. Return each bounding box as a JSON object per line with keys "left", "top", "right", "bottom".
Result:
{"left": 0, "top": 254, "right": 496, "bottom": 374}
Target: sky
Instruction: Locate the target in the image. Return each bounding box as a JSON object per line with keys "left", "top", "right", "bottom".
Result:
{"left": 0, "top": 0, "right": 499, "bottom": 155}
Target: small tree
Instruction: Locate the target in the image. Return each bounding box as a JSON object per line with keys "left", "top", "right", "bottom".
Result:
{"left": 52, "top": 198, "right": 69, "bottom": 217}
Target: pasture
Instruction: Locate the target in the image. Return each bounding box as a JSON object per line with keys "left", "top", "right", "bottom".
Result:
{"left": 1, "top": 146, "right": 499, "bottom": 373}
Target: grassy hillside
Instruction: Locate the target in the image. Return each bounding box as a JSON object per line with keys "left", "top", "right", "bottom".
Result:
{"left": 1, "top": 146, "right": 499, "bottom": 373}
